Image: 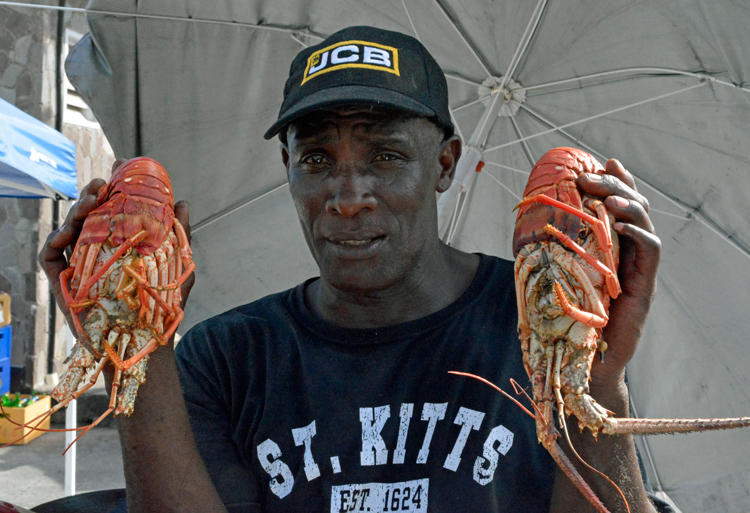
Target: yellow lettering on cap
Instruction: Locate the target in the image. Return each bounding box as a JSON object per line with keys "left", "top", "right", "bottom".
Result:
{"left": 302, "top": 40, "right": 400, "bottom": 85}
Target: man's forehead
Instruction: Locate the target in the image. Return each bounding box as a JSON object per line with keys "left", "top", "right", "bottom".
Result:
{"left": 288, "top": 107, "right": 439, "bottom": 139}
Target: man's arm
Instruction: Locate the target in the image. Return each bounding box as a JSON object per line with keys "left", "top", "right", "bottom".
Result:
{"left": 548, "top": 158, "right": 662, "bottom": 513}
{"left": 38, "top": 175, "right": 227, "bottom": 513}
{"left": 117, "top": 344, "right": 227, "bottom": 512}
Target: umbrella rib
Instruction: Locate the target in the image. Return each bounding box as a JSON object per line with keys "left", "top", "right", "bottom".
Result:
{"left": 482, "top": 169, "right": 522, "bottom": 201}
{"left": 639, "top": 182, "right": 750, "bottom": 262}
{"left": 400, "top": 0, "right": 421, "bottom": 41}
{"left": 442, "top": 191, "right": 462, "bottom": 243}
{"left": 448, "top": 110, "right": 464, "bottom": 142}
{"left": 192, "top": 180, "right": 289, "bottom": 233}
{"left": 445, "top": 73, "right": 482, "bottom": 87}
{"left": 482, "top": 161, "right": 530, "bottom": 176}
{"left": 509, "top": 116, "right": 535, "bottom": 166}
{"left": 289, "top": 33, "right": 309, "bottom": 48}
{"left": 0, "top": 1, "right": 326, "bottom": 38}
{"left": 500, "top": 0, "right": 549, "bottom": 90}
{"left": 452, "top": 96, "right": 486, "bottom": 114}
{"left": 447, "top": 186, "right": 474, "bottom": 245}
{"left": 519, "top": 104, "right": 609, "bottom": 163}
{"left": 432, "top": 0, "right": 495, "bottom": 81}
{"left": 524, "top": 67, "right": 750, "bottom": 95}
{"left": 484, "top": 81, "right": 709, "bottom": 154}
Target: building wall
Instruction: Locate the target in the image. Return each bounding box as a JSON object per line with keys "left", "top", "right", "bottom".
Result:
{"left": 0, "top": 1, "right": 114, "bottom": 389}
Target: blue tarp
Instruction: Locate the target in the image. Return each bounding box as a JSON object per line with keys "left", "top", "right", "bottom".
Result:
{"left": 0, "top": 98, "right": 77, "bottom": 199}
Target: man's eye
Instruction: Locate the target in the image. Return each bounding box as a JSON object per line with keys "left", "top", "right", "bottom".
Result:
{"left": 373, "top": 153, "right": 400, "bottom": 163}
{"left": 301, "top": 154, "right": 329, "bottom": 166}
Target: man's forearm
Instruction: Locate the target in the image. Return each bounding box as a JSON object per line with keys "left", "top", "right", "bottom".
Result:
{"left": 116, "top": 345, "right": 227, "bottom": 513}
{"left": 548, "top": 379, "right": 656, "bottom": 513}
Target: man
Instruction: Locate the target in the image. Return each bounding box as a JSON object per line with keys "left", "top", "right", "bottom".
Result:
{"left": 40, "top": 26, "right": 662, "bottom": 512}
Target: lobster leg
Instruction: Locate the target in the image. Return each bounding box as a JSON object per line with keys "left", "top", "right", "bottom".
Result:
{"left": 73, "top": 242, "right": 103, "bottom": 302}
{"left": 63, "top": 332, "right": 127, "bottom": 454}
{"left": 554, "top": 283, "right": 608, "bottom": 328}
{"left": 76, "top": 230, "right": 148, "bottom": 301}
{"left": 514, "top": 246, "right": 547, "bottom": 335}
{"left": 543, "top": 224, "right": 619, "bottom": 299}
{"left": 69, "top": 243, "right": 90, "bottom": 291}
{"left": 165, "top": 241, "right": 177, "bottom": 325}
{"left": 516, "top": 194, "right": 620, "bottom": 298}
{"left": 122, "top": 264, "right": 174, "bottom": 314}
{"left": 173, "top": 218, "right": 196, "bottom": 287}
{"left": 21, "top": 356, "right": 110, "bottom": 435}
{"left": 583, "top": 198, "right": 619, "bottom": 290}
{"left": 550, "top": 244, "right": 609, "bottom": 326}
{"left": 153, "top": 246, "right": 170, "bottom": 332}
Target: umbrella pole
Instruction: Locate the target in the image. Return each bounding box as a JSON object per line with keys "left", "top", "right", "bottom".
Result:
{"left": 64, "top": 325, "right": 76, "bottom": 497}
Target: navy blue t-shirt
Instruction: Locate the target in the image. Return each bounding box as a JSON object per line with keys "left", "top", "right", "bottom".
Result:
{"left": 175, "top": 254, "right": 555, "bottom": 512}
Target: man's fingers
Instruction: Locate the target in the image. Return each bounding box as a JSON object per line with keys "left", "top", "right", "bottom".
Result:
{"left": 577, "top": 157, "right": 645, "bottom": 213}
{"left": 174, "top": 201, "right": 191, "bottom": 244}
{"left": 604, "top": 158, "right": 636, "bottom": 190}
{"left": 172, "top": 200, "right": 194, "bottom": 310}
{"left": 603, "top": 195, "right": 655, "bottom": 234}
{"left": 612, "top": 221, "right": 661, "bottom": 297}
{"left": 111, "top": 158, "right": 127, "bottom": 173}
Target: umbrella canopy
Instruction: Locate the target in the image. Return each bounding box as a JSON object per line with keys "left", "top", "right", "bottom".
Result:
{"left": 66, "top": 1, "right": 750, "bottom": 511}
{"left": 0, "top": 97, "right": 77, "bottom": 200}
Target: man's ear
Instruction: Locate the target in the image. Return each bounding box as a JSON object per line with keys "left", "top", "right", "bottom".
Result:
{"left": 281, "top": 143, "right": 290, "bottom": 176}
{"left": 436, "top": 136, "right": 462, "bottom": 193}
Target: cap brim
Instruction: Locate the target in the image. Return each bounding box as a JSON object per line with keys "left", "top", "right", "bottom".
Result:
{"left": 263, "top": 85, "right": 437, "bottom": 139}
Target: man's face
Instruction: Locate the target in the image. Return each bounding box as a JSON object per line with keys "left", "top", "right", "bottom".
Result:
{"left": 282, "top": 109, "right": 459, "bottom": 294}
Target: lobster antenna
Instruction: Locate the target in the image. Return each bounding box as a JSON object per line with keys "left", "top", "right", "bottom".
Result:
{"left": 557, "top": 411, "right": 631, "bottom": 513}
{"left": 448, "top": 371, "right": 541, "bottom": 419}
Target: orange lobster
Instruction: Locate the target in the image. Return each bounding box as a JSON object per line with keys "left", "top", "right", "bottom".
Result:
{"left": 456, "top": 147, "right": 750, "bottom": 513}
{"left": 3, "top": 157, "right": 194, "bottom": 449}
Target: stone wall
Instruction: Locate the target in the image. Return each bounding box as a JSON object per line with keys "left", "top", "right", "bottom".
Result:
{"left": 0, "top": 1, "right": 114, "bottom": 389}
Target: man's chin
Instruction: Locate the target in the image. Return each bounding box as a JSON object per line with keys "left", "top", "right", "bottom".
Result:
{"left": 321, "top": 266, "right": 398, "bottom": 295}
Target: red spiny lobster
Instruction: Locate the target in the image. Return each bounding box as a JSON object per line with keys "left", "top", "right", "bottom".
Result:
{"left": 2, "top": 157, "right": 194, "bottom": 450}
{"left": 455, "top": 147, "right": 750, "bottom": 513}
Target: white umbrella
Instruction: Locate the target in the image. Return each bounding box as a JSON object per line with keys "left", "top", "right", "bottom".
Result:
{"left": 61, "top": 1, "right": 750, "bottom": 510}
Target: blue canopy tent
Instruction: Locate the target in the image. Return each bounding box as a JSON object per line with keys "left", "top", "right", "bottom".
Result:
{"left": 0, "top": 97, "right": 77, "bottom": 200}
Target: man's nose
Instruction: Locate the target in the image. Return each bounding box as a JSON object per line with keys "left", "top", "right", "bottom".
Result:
{"left": 325, "top": 172, "right": 376, "bottom": 218}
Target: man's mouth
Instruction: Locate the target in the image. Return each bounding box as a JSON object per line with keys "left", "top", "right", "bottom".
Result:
{"left": 325, "top": 234, "right": 387, "bottom": 258}
{"left": 336, "top": 236, "right": 385, "bottom": 246}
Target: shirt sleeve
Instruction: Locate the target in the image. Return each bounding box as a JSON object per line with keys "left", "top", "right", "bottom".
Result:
{"left": 175, "top": 324, "right": 263, "bottom": 513}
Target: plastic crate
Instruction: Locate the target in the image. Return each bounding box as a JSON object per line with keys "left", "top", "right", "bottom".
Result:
{"left": 0, "top": 358, "right": 9, "bottom": 395}
{"left": 0, "top": 325, "right": 10, "bottom": 395}
{"left": 0, "top": 325, "right": 10, "bottom": 359}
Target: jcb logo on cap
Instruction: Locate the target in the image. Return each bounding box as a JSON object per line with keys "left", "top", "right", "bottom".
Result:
{"left": 302, "top": 40, "right": 399, "bottom": 85}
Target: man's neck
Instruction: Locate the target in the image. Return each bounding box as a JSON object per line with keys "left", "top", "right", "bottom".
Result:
{"left": 306, "top": 245, "right": 480, "bottom": 329}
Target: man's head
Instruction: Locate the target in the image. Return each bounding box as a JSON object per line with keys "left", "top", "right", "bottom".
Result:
{"left": 268, "top": 27, "right": 461, "bottom": 296}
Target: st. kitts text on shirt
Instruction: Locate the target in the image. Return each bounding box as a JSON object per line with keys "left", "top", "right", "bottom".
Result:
{"left": 256, "top": 401, "right": 515, "bottom": 500}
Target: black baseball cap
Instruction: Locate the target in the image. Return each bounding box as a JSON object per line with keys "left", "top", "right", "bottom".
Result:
{"left": 264, "top": 26, "right": 454, "bottom": 140}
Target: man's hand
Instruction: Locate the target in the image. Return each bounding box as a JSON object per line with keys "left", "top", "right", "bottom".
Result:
{"left": 38, "top": 176, "right": 107, "bottom": 328}
{"left": 577, "top": 158, "right": 662, "bottom": 391}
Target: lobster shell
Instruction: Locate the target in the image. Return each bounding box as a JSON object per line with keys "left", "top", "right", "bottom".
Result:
{"left": 78, "top": 157, "right": 175, "bottom": 255}
{"left": 512, "top": 147, "right": 605, "bottom": 256}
